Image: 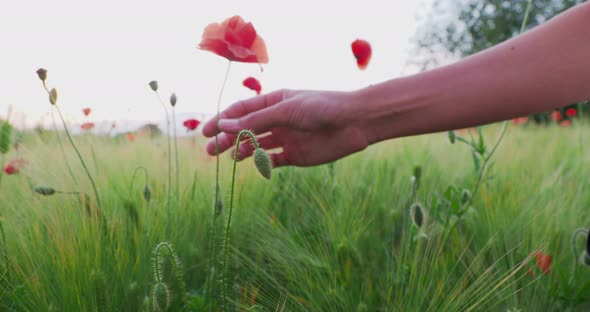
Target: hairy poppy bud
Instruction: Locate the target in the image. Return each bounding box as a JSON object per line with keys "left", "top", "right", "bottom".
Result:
{"left": 0, "top": 121, "right": 12, "bottom": 154}
{"left": 253, "top": 148, "right": 272, "bottom": 180}
{"left": 448, "top": 130, "right": 456, "bottom": 144}
{"left": 36, "top": 68, "right": 48, "bottom": 82}
{"left": 49, "top": 88, "right": 58, "bottom": 105}
{"left": 461, "top": 189, "right": 471, "bottom": 204}
{"left": 34, "top": 186, "right": 56, "bottom": 196}
{"left": 169, "top": 93, "right": 177, "bottom": 107}
{"left": 410, "top": 203, "right": 425, "bottom": 229}
{"left": 149, "top": 81, "right": 158, "bottom": 92}
{"left": 143, "top": 185, "right": 151, "bottom": 202}
{"left": 152, "top": 282, "right": 170, "bottom": 312}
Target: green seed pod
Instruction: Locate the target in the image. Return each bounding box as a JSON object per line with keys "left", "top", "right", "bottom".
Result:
{"left": 0, "top": 121, "right": 12, "bottom": 154}
{"left": 448, "top": 130, "right": 456, "bottom": 144}
{"left": 461, "top": 189, "right": 472, "bottom": 204}
{"left": 149, "top": 81, "right": 158, "bottom": 92}
{"left": 410, "top": 203, "right": 425, "bottom": 229}
{"left": 152, "top": 282, "right": 170, "bottom": 312}
{"left": 49, "top": 88, "right": 58, "bottom": 105}
{"left": 143, "top": 185, "right": 151, "bottom": 202}
{"left": 34, "top": 186, "right": 56, "bottom": 196}
{"left": 253, "top": 148, "right": 272, "bottom": 180}
{"left": 36, "top": 68, "right": 47, "bottom": 82}
{"left": 170, "top": 93, "right": 177, "bottom": 107}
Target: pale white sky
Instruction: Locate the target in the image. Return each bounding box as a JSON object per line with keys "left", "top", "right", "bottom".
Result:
{"left": 0, "top": 0, "right": 424, "bottom": 131}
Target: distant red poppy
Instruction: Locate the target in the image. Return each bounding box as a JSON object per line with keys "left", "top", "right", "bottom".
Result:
{"left": 535, "top": 252, "right": 552, "bottom": 274}
{"left": 3, "top": 164, "right": 17, "bottom": 175}
{"left": 183, "top": 119, "right": 200, "bottom": 131}
{"left": 561, "top": 120, "right": 572, "bottom": 127}
{"left": 198, "top": 16, "right": 268, "bottom": 64}
{"left": 127, "top": 133, "right": 136, "bottom": 142}
{"left": 566, "top": 108, "right": 577, "bottom": 118}
{"left": 82, "top": 107, "right": 91, "bottom": 116}
{"left": 80, "top": 122, "right": 95, "bottom": 131}
{"left": 351, "top": 39, "right": 372, "bottom": 70}
{"left": 243, "top": 77, "right": 261, "bottom": 94}
{"left": 511, "top": 117, "right": 528, "bottom": 125}
{"left": 3, "top": 158, "right": 28, "bottom": 175}
{"left": 551, "top": 111, "right": 562, "bottom": 122}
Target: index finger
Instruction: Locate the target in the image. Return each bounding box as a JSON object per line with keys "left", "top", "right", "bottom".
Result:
{"left": 202, "top": 89, "right": 289, "bottom": 137}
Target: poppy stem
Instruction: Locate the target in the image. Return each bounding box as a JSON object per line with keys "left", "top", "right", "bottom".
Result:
{"left": 129, "top": 166, "right": 149, "bottom": 200}
{"left": 154, "top": 92, "right": 173, "bottom": 236}
{"left": 209, "top": 60, "right": 232, "bottom": 306}
{"left": 54, "top": 105, "right": 103, "bottom": 211}
{"left": 172, "top": 105, "right": 180, "bottom": 203}
{"left": 47, "top": 97, "right": 78, "bottom": 184}
{"left": 569, "top": 228, "right": 588, "bottom": 286}
{"left": 221, "top": 130, "right": 258, "bottom": 310}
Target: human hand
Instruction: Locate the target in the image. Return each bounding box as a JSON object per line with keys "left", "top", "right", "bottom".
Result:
{"left": 202, "top": 89, "right": 370, "bottom": 167}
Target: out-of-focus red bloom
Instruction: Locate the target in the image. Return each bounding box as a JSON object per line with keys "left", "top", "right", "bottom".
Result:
{"left": 351, "top": 39, "right": 372, "bottom": 70}
{"left": 198, "top": 16, "right": 269, "bottom": 64}
{"left": 80, "top": 122, "right": 95, "bottom": 131}
{"left": 561, "top": 120, "right": 572, "bottom": 127}
{"left": 3, "top": 158, "right": 28, "bottom": 175}
{"left": 551, "top": 111, "right": 562, "bottom": 122}
{"left": 566, "top": 108, "right": 577, "bottom": 118}
{"left": 511, "top": 117, "right": 528, "bottom": 125}
{"left": 183, "top": 119, "right": 200, "bottom": 131}
{"left": 82, "top": 107, "right": 91, "bottom": 116}
{"left": 127, "top": 133, "right": 136, "bottom": 142}
{"left": 243, "top": 77, "right": 261, "bottom": 94}
{"left": 535, "top": 252, "right": 552, "bottom": 274}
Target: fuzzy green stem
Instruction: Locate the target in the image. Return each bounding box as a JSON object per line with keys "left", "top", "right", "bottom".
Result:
{"left": 129, "top": 166, "right": 149, "bottom": 199}
{"left": 54, "top": 105, "right": 102, "bottom": 211}
{"left": 569, "top": 228, "right": 588, "bottom": 285}
{"left": 154, "top": 242, "right": 187, "bottom": 306}
{"left": 221, "top": 129, "right": 258, "bottom": 310}
{"left": 209, "top": 60, "right": 232, "bottom": 306}
{"left": 154, "top": 92, "right": 172, "bottom": 236}
{"left": 172, "top": 106, "right": 180, "bottom": 203}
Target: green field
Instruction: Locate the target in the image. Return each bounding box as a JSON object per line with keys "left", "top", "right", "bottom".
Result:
{"left": 1, "top": 122, "right": 590, "bottom": 311}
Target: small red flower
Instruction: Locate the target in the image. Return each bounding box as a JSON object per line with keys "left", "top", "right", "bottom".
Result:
{"left": 80, "top": 122, "right": 95, "bottom": 131}
{"left": 535, "top": 252, "right": 552, "bottom": 274}
{"left": 127, "top": 133, "right": 136, "bottom": 142}
{"left": 565, "top": 108, "right": 577, "bottom": 118}
{"left": 561, "top": 120, "right": 572, "bottom": 127}
{"left": 511, "top": 117, "right": 528, "bottom": 125}
{"left": 3, "top": 164, "right": 17, "bottom": 175}
{"left": 551, "top": 111, "right": 562, "bottom": 122}
{"left": 183, "top": 119, "right": 200, "bottom": 131}
{"left": 243, "top": 77, "right": 261, "bottom": 94}
{"left": 198, "top": 16, "right": 269, "bottom": 64}
{"left": 82, "top": 107, "right": 91, "bottom": 116}
{"left": 351, "top": 39, "right": 372, "bottom": 70}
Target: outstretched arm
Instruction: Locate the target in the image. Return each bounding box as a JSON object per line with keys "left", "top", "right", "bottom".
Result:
{"left": 202, "top": 2, "right": 590, "bottom": 167}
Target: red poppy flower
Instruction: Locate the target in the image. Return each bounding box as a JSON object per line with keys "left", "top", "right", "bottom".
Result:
{"left": 561, "top": 120, "right": 572, "bottom": 127}
{"left": 127, "top": 133, "right": 136, "bottom": 142}
{"left": 511, "top": 117, "right": 528, "bottom": 125}
{"left": 3, "top": 164, "right": 17, "bottom": 175}
{"left": 243, "top": 77, "right": 261, "bottom": 94}
{"left": 198, "top": 16, "right": 269, "bottom": 64}
{"left": 183, "top": 119, "right": 200, "bottom": 131}
{"left": 82, "top": 107, "right": 91, "bottom": 117}
{"left": 351, "top": 39, "right": 372, "bottom": 70}
{"left": 566, "top": 108, "right": 577, "bottom": 118}
{"left": 535, "top": 252, "right": 552, "bottom": 274}
{"left": 4, "top": 158, "right": 28, "bottom": 175}
{"left": 551, "top": 111, "right": 562, "bottom": 122}
{"left": 80, "top": 122, "right": 95, "bottom": 131}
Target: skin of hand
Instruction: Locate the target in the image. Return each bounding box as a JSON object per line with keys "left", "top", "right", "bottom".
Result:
{"left": 203, "top": 2, "right": 590, "bottom": 168}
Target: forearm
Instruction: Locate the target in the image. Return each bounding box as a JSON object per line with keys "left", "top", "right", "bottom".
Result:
{"left": 355, "top": 2, "right": 590, "bottom": 144}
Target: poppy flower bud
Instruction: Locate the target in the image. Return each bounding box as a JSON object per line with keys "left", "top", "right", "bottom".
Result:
{"left": 34, "top": 186, "right": 56, "bottom": 196}
{"left": 49, "top": 88, "right": 58, "bottom": 105}
{"left": 410, "top": 203, "right": 425, "bottom": 229}
{"left": 448, "top": 131, "right": 456, "bottom": 144}
{"left": 36, "top": 68, "right": 48, "bottom": 82}
{"left": 253, "top": 148, "right": 272, "bottom": 180}
{"left": 0, "top": 121, "right": 12, "bottom": 154}
{"left": 170, "top": 93, "right": 177, "bottom": 107}
{"left": 152, "top": 282, "right": 170, "bottom": 312}
{"left": 149, "top": 81, "right": 158, "bottom": 92}
{"left": 215, "top": 187, "right": 223, "bottom": 217}
{"left": 461, "top": 189, "right": 471, "bottom": 204}
{"left": 143, "top": 185, "right": 151, "bottom": 202}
